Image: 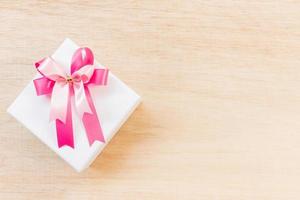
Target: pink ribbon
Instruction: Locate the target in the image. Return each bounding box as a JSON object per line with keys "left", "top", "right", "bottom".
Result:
{"left": 33, "top": 48, "right": 109, "bottom": 148}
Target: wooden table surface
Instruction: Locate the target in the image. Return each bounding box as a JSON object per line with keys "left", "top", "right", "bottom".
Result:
{"left": 1, "top": 1, "right": 300, "bottom": 199}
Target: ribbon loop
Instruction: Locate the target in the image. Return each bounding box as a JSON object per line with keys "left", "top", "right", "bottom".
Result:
{"left": 33, "top": 47, "right": 109, "bottom": 148}
{"left": 33, "top": 77, "right": 54, "bottom": 96}
{"left": 37, "top": 57, "right": 67, "bottom": 81}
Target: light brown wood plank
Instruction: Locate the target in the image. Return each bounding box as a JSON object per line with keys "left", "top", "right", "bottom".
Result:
{"left": 1, "top": 0, "right": 300, "bottom": 199}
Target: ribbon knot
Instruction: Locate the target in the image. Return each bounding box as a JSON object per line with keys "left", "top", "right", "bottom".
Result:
{"left": 66, "top": 76, "right": 73, "bottom": 83}
{"left": 33, "top": 47, "right": 109, "bottom": 148}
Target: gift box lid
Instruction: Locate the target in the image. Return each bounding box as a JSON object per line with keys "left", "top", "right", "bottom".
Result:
{"left": 7, "top": 38, "right": 141, "bottom": 172}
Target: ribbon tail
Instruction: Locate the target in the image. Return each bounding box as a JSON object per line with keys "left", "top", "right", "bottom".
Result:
{"left": 56, "top": 85, "right": 74, "bottom": 148}
{"left": 82, "top": 86, "right": 105, "bottom": 145}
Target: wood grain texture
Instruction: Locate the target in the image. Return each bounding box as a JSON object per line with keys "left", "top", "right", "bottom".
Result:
{"left": 1, "top": 0, "right": 300, "bottom": 199}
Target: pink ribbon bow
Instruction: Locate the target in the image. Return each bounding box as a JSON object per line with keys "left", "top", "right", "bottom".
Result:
{"left": 33, "top": 47, "right": 109, "bottom": 148}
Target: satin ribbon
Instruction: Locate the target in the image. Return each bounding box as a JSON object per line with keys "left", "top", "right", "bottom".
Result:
{"left": 33, "top": 47, "right": 109, "bottom": 148}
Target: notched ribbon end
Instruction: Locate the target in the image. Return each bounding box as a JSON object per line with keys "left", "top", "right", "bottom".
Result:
{"left": 88, "top": 136, "right": 105, "bottom": 146}
{"left": 58, "top": 142, "right": 75, "bottom": 149}
{"left": 56, "top": 118, "right": 74, "bottom": 149}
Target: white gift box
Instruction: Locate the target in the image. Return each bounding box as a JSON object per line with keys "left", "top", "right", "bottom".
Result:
{"left": 7, "top": 38, "right": 141, "bottom": 172}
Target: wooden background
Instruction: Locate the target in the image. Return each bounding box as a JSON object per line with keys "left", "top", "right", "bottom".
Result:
{"left": 1, "top": 0, "right": 300, "bottom": 199}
